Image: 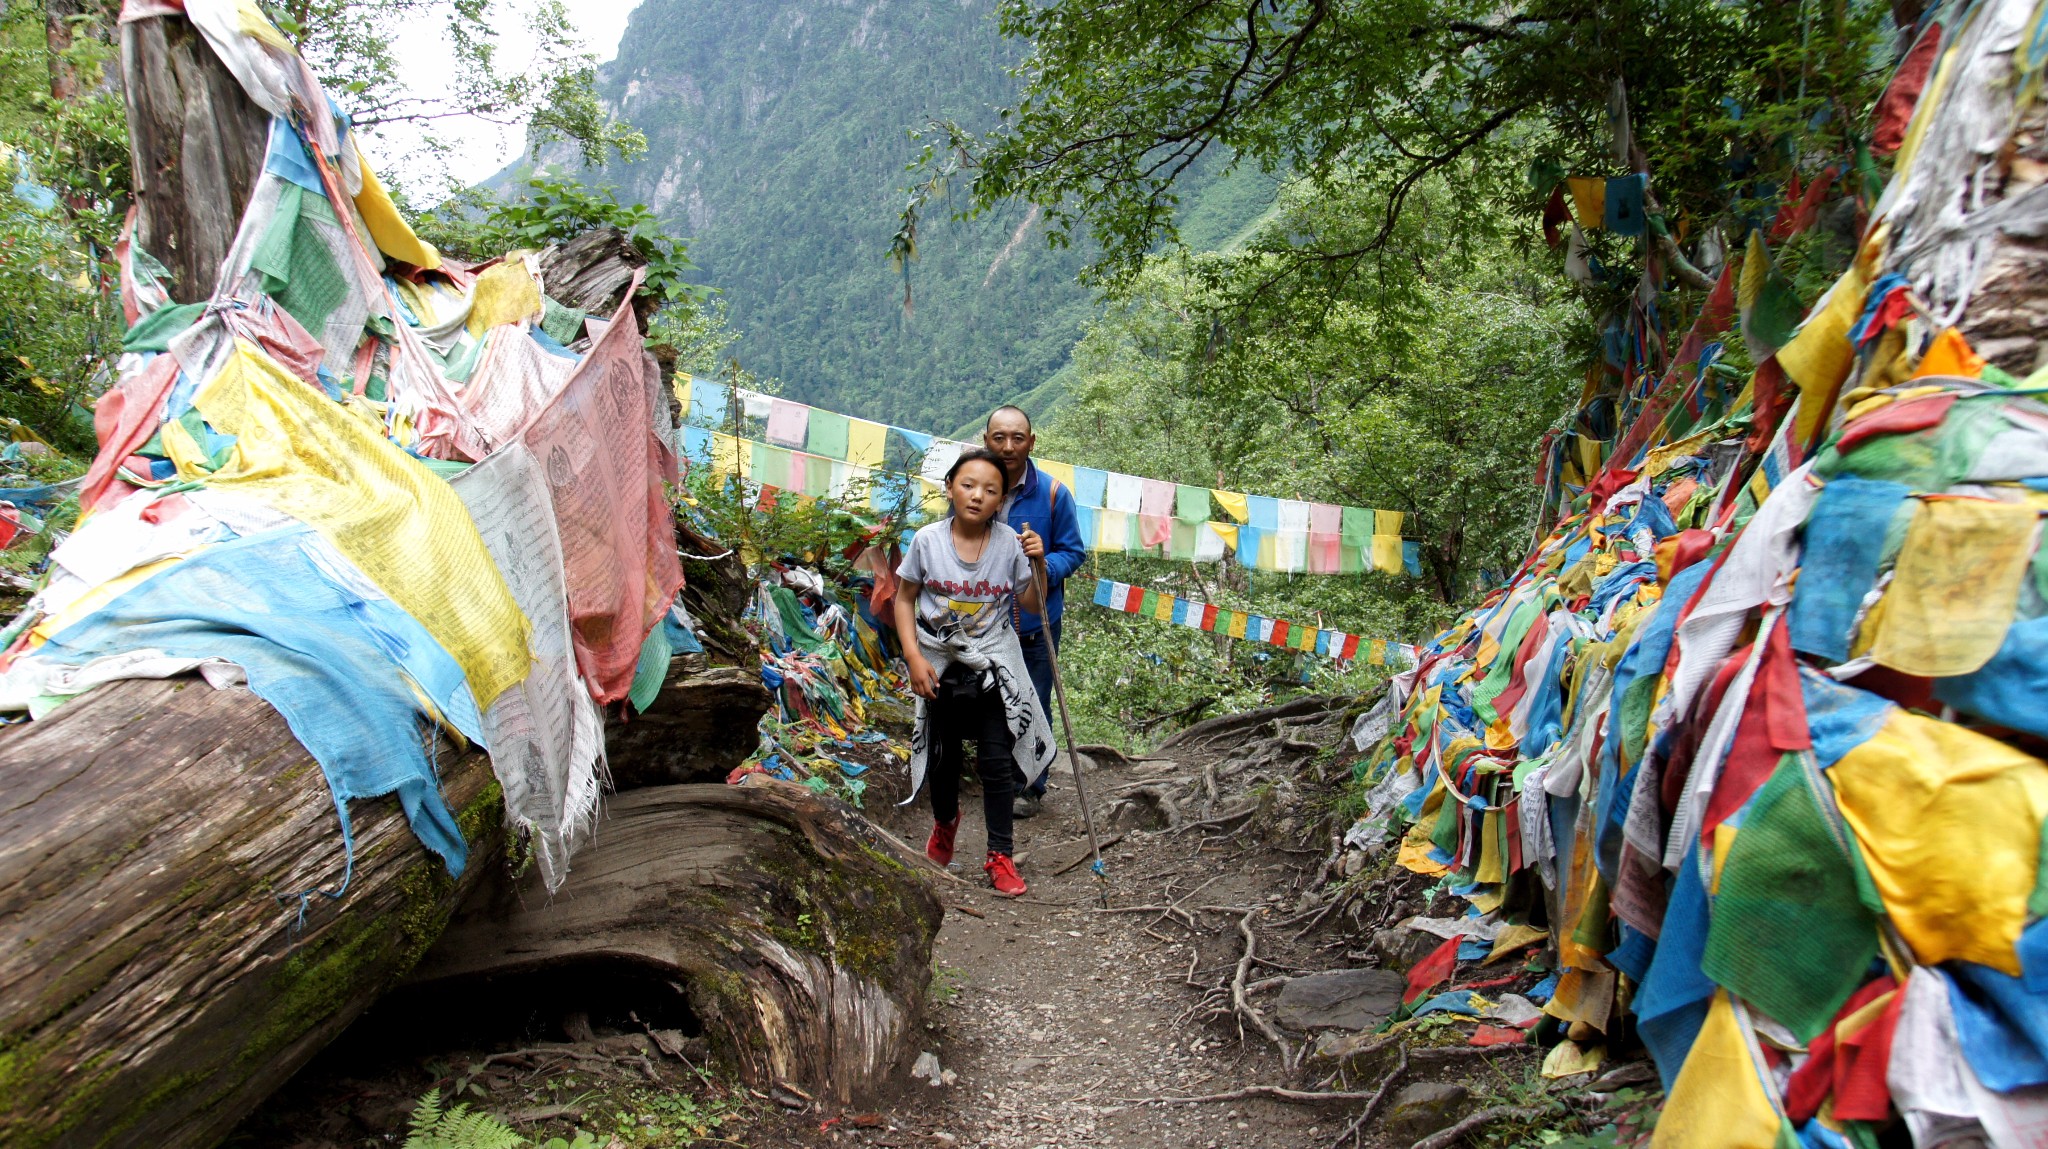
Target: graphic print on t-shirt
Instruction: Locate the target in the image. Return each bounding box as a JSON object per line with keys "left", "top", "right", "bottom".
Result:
{"left": 896, "top": 522, "right": 1032, "bottom": 641}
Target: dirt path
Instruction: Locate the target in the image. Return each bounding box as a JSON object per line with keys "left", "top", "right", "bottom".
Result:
{"left": 236, "top": 708, "right": 1578, "bottom": 1149}
{"left": 749, "top": 742, "right": 1382, "bottom": 1149}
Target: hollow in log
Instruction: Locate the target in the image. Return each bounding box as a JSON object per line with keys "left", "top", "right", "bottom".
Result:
{"left": 408, "top": 779, "right": 944, "bottom": 1105}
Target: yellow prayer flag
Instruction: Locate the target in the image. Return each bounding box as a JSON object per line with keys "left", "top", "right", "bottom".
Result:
{"left": 355, "top": 156, "right": 442, "bottom": 269}
{"left": 467, "top": 259, "right": 543, "bottom": 336}
{"left": 1737, "top": 230, "right": 1770, "bottom": 316}
{"left": 1832, "top": 708, "right": 2048, "bottom": 974}
{"left": 1038, "top": 458, "right": 1076, "bottom": 493}
{"left": 1211, "top": 489, "right": 1250, "bottom": 523}
{"left": 1209, "top": 521, "right": 1239, "bottom": 549}
{"left": 1871, "top": 497, "right": 2037, "bottom": 677}
{"left": 1373, "top": 509, "right": 1405, "bottom": 536}
{"left": 1370, "top": 638, "right": 1387, "bottom": 665}
{"left": 1371, "top": 534, "right": 1403, "bottom": 572}
{"left": 1228, "top": 610, "right": 1248, "bottom": 639}
{"left": 1566, "top": 177, "right": 1606, "bottom": 228}
{"left": 672, "top": 370, "right": 694, "bottom": 418}
{"left": 191, "top": 341, "right": 531, "bottom": 707}
{"left": 846, "top": 418, "right": 888, "bottom": 467}
{"left": 1650, "top": 993, "right": 1789, "bottom": 1149}
{"left": 1154, "top": 593, "right": 1175, "bottom": 622}
{"left": 1777, "top": 262, "right": 1869, "bottom": 449}
{"left": 1913, "top": 326, "right": 1987, "bottom": 379}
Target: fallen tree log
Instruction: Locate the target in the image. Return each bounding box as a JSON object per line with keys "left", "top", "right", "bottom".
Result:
{"left": 606, "top": 664, "right": 774, "bottom": 787}
{"left": 408, "top": 779, "right": 944, "bottom": 1105}
{"left": 0, "top": 676, "right": 505, "bottom": 1149}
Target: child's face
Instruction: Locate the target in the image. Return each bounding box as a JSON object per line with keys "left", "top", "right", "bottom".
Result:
{"left": 949, "top": 460, "right": 1005, "bottom": 525}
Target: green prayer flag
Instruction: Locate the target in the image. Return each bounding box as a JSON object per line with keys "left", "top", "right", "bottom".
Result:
{"left": 250, "top": 182, "right": 348, "bottom": 339}
{"left": 1168, "top": 519, "right": 1199, "bottom": 561}
{"left": 541, "top": 296, "right": 587, "bottom": 345}
{"left": 1174, "top": 485, "right": 1210, "bottom": 524}
{"left": 807, "top": 409, "right": 851, "bottom": 461}
{"left": 1139, "top": 589, "right": 1159, "bottom": 617}
{"left": 123, "top": 302, "right": 205, "bottom": 354}
{"left": 804, "top": 454, "right": 833, "bottom": 498}
{"left": 1341, "top": 506, "right": 1373, "bottom": 547}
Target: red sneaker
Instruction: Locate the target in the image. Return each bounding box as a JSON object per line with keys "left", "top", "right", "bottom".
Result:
{"left": 984, "top": 851, "right": 1027, "bottom": 897}
{"left": 926, "top": 816, "right": 960, "bottom": 866}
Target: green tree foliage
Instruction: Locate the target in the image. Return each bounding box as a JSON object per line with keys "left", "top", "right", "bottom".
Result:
{"left": 0, "top": 0, "right": 124, "bottom": 452}
{"left": 1033, "top": 179, "right": 1583, "bottom": 746}
{"left": 270, "top": 0, "right": 645, "bottom": 184}
{"left": 565, "top": 0, "right": 1278, "bottom": 433}
{"left": 930, "top": 0, "right": 1893, "bottom": 295}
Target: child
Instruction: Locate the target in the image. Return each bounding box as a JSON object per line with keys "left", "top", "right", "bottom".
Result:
{"left": 893, "top": 448, "right": 1058, "bottom": 896}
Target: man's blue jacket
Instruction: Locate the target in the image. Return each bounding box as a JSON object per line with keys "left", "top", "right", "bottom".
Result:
{"left": 998, "top": 458, "right": 1087, "bottom": 637}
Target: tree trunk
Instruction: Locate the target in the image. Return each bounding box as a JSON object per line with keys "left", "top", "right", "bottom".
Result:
{"left": 119, "top": 14, "right": 267, "bottom": 304}
{"left": 0, "top": 677, "right": 506, "bottom": 1149}
{"left": 408, "top": 780, "right": 944, "bottom": 1105}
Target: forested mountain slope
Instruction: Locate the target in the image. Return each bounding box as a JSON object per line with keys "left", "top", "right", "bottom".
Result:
{"left": 558, "top": 0, "right": 1274, "bottom": 430}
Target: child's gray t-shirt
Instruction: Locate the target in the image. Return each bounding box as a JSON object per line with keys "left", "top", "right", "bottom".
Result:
{"left": 895, "top": 520, "right": 1032, "bottom": 640}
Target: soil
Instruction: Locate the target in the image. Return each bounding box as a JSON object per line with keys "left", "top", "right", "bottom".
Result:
{"left": 232, "top": 721, "right": 1581, "bottom": 1149}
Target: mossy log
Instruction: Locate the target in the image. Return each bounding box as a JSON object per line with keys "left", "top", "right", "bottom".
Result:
{"left": 0, "top": 676, "right": 505, "bottom": 1149}
{"left": 408, "top": 779, "right": 944, "bottom": 1106}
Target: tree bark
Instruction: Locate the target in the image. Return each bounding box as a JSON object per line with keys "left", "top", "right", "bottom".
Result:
{"left": 0, "top": 676, "right": 506, "bottom": 1149}
{"left": 119, "top": 14, "right": 267, "bottom": 304}
{"left": 409, "top": 780, "right": 945, "bottom": 1105}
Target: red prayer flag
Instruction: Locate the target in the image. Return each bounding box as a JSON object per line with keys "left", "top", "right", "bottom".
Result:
{"left": 1200, "top": 603, "right": 1218, "bottom": 630}
{"left": 1404, "top": 935, "right": 1462, "bottom": 1005}
{"left": 1271, "top": 619, "right": 1290, "bottom": 647}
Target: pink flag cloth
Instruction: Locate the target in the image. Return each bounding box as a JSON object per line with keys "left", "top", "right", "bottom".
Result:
{"left": 766, "top": 398, "right": 809, "bottom": 448}
{"left": 1310, "top": 502, "right": 1341, "bottom": 535}
{"left": 1310, "top": 533, "right": 1342, "bottom": 573}
{"left": 518, "top": 289, "right": 684, "bottom": 704}
{"left": 82, "top": 353, "right": 180, "bottom": 514}
{"left": 1140, "top": 478, "right": 1175, "bottom": 518}
{"left": 1140, "top": 513, "right": 1172, "bottom": 548}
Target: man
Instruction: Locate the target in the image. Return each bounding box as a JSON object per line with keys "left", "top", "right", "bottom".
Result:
{"left": 984, "top": 404, "right": 1086, "bottom": 818}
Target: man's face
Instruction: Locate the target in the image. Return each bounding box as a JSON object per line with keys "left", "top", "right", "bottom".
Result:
{"left": 984, "top": 411, "right": 1034, "bottom": 479}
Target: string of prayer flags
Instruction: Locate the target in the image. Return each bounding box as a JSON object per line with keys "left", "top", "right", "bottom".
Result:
{"left": 675, "top": 381, "right": 1421, "bottom": 578}
{"left": 1089, "top": 578, "right": 1414, "bottom": 666}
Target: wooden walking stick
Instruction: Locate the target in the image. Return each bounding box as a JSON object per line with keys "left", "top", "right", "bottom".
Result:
{"left": 1030, "top": 552, "right": 1109, "bottom": 905}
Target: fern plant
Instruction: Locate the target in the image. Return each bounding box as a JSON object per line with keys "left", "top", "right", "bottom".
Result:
{"left": 403, "top": 1088, "right": 526, "bottom": 1149}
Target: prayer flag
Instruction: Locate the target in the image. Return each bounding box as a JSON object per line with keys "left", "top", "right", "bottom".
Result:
{"left": 1176, "top": 485, "right": 1211, "bottom": 524}
{"left": 1154, "top": 593, "right": 1174, "bottom": 622}
{"left": 766, "top": 398, "right": 809, "bottom": 448}
{"left": 806, "top": 408, "right": 850, "bottom": 460}
{"left": 1073, "top": 467, "right": 1109, "bottom": 509}
{"left": 1201, "top": 603, "right": 1218, "bottom": 630}
{"left": 1212, "top": 489, "right": 1250, "bottom": 523}
{"left": 847, "top": 418, "right": 887, "bottom": 467}
{"left": 1093, "top": 578, "right": 1114, "bottom": 607}
{"left": 1567, "top": 176, "right": 1606, "bottom": 228}
{"left": 1039, "top": 458, "right": 1076, "bottom": 493}
{"left": 1228, "top": 611, "right": 1248, "bottom": 639}
{"left": 1106, "top": 472, "right": 1144, "bottom": 513}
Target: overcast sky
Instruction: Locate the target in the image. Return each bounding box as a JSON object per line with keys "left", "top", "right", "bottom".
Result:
{"left": 377, "top": 0, "right": 639, "bottom": 192}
